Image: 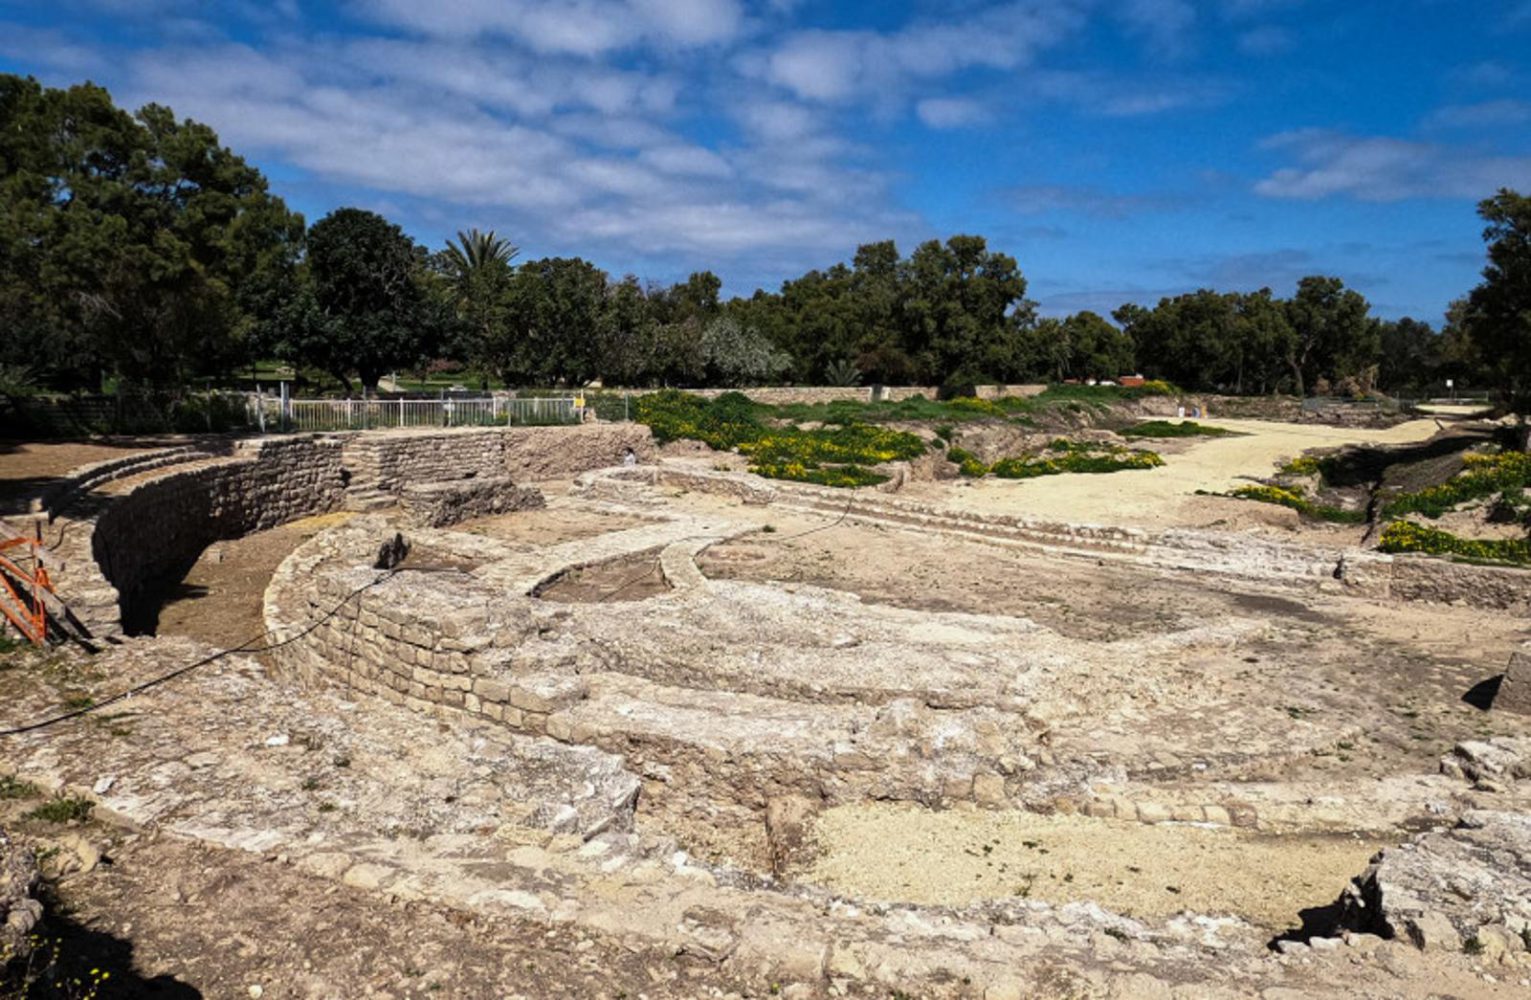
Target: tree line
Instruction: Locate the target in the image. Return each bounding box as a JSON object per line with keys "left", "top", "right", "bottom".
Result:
{"left": 2, "top": 75, "right": 1526, "bottom": 409}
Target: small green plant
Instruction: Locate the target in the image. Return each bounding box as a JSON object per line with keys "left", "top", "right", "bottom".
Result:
{"left": 1463, "top": 936, "right": 1485, "bottom": 955}
{"left": 1224, "top": 484, "right": 1366, "bottom": 524}
{"left": 25, "top": 795, "right": 94, "bottom": 824}
{"left": 950, "top": 442, "right": 1164, "bottom": 479}
{"left": 1279, "top": 455, "right": 1324, "bottom": 477}
{"left": 0, "top": 775, "right": 41, "bottom": 800}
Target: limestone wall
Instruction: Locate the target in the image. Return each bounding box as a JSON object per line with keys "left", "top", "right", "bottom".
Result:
{"left": 89, "top": 436, "right": 345, "bottom": 632}
{"left": 1389, "top": 555, "right": 1531, "bottom": 611}
{"left": 343, "top": 422, "right": 655, "bottom": 492}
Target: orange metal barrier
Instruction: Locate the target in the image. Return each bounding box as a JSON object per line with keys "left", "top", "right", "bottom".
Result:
{"left": 0, "top": 524, "right": 57, "bottom": 645}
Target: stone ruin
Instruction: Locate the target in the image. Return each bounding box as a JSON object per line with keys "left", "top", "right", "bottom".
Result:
{"left": 3, "top": 420, "right": 1531, "bottom": 997}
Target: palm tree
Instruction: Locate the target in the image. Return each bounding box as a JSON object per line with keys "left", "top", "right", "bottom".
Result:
{"left": 439, "top": 229, "right": 519, "bottom": 385}
{"left": 441, "top": 228, "right": 519, "bottom": 282}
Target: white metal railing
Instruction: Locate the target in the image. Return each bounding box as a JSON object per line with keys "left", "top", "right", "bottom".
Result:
{"left": 245, "top": 394, "right": 579, "bottom": 433}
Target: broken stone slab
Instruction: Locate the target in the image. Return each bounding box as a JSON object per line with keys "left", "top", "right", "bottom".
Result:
{"left": 1332, "top": 810, "right": 1531, "bottom": 952}
{"left": 1439, "top": 737, "right": 1531, "bottom": 784}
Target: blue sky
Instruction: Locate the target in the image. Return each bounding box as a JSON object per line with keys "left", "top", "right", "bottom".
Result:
{"left": 3, "top": 0, "right": 1530, "bottom": 322}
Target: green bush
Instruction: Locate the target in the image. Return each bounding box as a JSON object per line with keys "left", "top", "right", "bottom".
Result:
{"left": 1121, "top": 420, "right": 1233, "bottom": 439}
{"left": 1379, "top": 520, "right": 1531, "bottom": 566}
{"left": 1382, "top": 451, "right": 1531, "bottom": 519}
{"left": 1279, "top": 455, "right": 1325, "bottom": 477}
{"left": 949, "top": 441, "right": 1163, "bottom": 479}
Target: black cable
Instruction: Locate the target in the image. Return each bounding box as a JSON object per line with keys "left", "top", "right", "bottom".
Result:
{"left": 769, "top": 490, "right": 857, "bottom": 542}
{"left": 0, "top": 570, "right": 399, "bottom": 738}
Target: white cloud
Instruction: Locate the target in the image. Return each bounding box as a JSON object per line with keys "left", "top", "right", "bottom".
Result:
{"left": 915, "top": 97, "right": 989, "bottom": 129}
{"left": 355, "top": 0, "right": 745, "bottom": 55}
{"left": 1255, "top": 129, "right": 1531, "bottom": 201}
{"left": 752, "top": 1, "right": 1091, "bottom": 103}
{"left": 1117, "top": 0, "right": 1197, "bottom": 57}
{"left": 1422, "top": 100, "right": 1531, "bottom": 130}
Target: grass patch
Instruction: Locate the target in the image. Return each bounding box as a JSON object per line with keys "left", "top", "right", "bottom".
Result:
{"left": 949, "top": 441, "right": 1165, "bottom": 479}
{"left": 1121, "top": 420, "right": 1234, "bottom": 439}
{"left": 1382, "top": 450, "right": 1531, "bottom": 520}
{"left": 1223, "top": 484, "right": 1366, "bottom": 524}
{"left": 1378, "top": 520, "right": 1531, "bottom": 566}
{"left": 25, "top": 795, "right": 94, "bottom": 824}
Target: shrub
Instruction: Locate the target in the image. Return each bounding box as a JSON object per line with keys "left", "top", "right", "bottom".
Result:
{"left": 635, "top": 389, "right": 921, "bottom": 488}
{"left": 25, "top": 795, "right": 94, "bottom": 824}
{"left": 946, "top": 447, "right": 991, "bottom": 478}
{"left": 1379, "top": 519, "right": 1531, "bottom": 566}
{"left": 1122, "top": 420, "right": 1233, "bottom": 439}
{"left": 951, "top": 441, "right": 1164, "bottom": 479}
{"left": 1226, "top": 484, "right": 1366, "bottom": 523}
{"left": 1382, "top": 451, "right": 1531, "bottom": 519}
{"left": 1279, "top": 455, "right": 1324, "bottom": 477}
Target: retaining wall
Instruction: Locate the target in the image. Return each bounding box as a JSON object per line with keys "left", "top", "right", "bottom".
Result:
{"left": 91, "top": 436, "right": 346, "bottom": 632}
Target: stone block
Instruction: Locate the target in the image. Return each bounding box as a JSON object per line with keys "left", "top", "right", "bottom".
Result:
{"left": 1495, "top": 646, "right": 1531, "bottom": 715}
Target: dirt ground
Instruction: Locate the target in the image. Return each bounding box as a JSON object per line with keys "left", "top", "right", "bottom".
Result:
{"left": 155, "top": 512, "right": 355, "bottom": 651}
{"left": 803, "top": 803, "right": 1381, "bottom": 930}
{"left": 0, "top": 441, "right": 155, "bottom": 515}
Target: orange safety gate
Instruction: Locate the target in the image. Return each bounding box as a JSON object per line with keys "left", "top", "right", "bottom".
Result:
{"left": 0, "top": 527, "right": 55, "bottom": 644}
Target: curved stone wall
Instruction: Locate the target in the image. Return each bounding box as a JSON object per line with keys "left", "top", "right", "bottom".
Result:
{"left": 50, "top": 423, "right": 656, "bottom": 637}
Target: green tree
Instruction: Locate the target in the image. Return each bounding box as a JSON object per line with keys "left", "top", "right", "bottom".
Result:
{"left": 1464, "top": 189, "right": 1531, "bottom": 425}
{"left": 901, "top": 235, "right": 1033, "bottom": 383}
{"left": 1375, "top": 317, "right": 1439, "bottom": 394}
{"left": 282, "top": 208, "right": 437, "bottom": 392}
{"left": 699, "top": 316, "right": 791, "bottom": 386}
{"left": 0, "top": 74, "right": 303, "bottom": 388}
{"left": 436, "top": 228, "right": 518, "bottom": 382}
{"left": 500, "top": 257, "right": 610, "bottom": 385}
{"left": 1284, "top": 276, "right": 1375, "bottom": 396}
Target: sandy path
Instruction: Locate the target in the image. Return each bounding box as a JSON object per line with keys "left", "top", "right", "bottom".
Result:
{"left": 904, "top": 417, "right": 1445, "bottom": 529}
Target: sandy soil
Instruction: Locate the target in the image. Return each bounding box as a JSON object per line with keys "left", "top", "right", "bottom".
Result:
{"left": 154, "top": 512, "right": 355, "bottom": 648}
{"left": 901, "top": 416, "right": 1447, "bottom": 529}
{"left": 804, "top": 803, "right": 1381, "bottom": 930}
{"left": 457, "top": 504, "right": 656, "bottom": 546}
